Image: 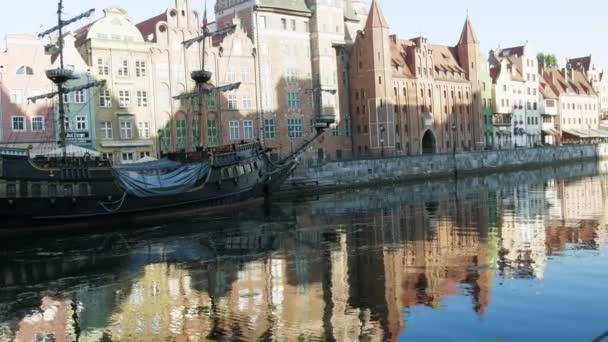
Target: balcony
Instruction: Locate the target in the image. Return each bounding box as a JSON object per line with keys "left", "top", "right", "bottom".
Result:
{"left": 493, "top": 113, "right": 512, "bottom": 126}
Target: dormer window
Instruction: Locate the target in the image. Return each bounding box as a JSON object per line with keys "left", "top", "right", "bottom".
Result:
{"left": 16, "top": 66, "right": 34, "bottom": 76}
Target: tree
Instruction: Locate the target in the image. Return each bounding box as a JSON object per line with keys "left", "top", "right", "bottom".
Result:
{"left": 537, "top": 53, "right": 559, "bottom": 69}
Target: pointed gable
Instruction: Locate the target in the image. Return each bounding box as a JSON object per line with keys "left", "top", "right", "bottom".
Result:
{"left": 458, "top": 17, "right": 479, "bottom": 45}
{"left": 365, "top": 0, "right": 388, "bottom": 29}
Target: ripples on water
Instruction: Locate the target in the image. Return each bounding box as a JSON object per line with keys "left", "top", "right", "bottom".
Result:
{"left": 1, "top": 163, "right": 608, "bottom": 341}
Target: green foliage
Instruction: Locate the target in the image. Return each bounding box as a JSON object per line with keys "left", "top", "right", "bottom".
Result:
{"left": 537, "top": 53, "right": 559, "bottom": 68}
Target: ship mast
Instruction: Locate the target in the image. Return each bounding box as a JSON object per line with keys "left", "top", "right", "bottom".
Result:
{"left": 175, "top": 0, "right": 240, "bottom": 150}
{"left": 28, "top": 0, "right": 103, "bottom": 159}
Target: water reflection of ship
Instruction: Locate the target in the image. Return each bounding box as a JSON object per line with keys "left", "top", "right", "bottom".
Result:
{"left": 2, "top": 173, "right": 608, "bottom": 341}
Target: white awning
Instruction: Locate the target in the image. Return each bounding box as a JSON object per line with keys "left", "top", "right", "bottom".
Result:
{"left": 563, "top": 129, "right": 608, "bottom": 139}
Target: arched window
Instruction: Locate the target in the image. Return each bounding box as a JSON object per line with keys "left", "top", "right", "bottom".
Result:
{"left": 16, "top": 65, "right": 34, "bottom": 76}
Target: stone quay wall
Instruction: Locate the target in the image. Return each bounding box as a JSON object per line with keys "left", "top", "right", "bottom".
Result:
{"left": 281, "top": 144, "right": 608, "bottom": 193}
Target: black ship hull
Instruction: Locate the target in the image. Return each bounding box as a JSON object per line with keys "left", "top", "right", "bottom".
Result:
{"left": 0, "top": 143, "right": 298, "bottom": 234}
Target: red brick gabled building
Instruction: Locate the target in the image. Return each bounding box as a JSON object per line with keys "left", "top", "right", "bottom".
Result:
{"left": 349, "top": 0, "right": 485, "bottom": 157}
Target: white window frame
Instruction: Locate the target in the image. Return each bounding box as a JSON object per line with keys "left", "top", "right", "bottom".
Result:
{"left": 97, "top": 58, "right": 110, "bottom": 76}
{"left": 137, "top": 90, "right": 148, "bottom": 107}
{"left": 242, "top": 95, "right": 252, "bottom": 109}
{"left": 264, "top": 119, "right": 275, "bottom": 139}
{"left": 118, "top": 90, "right": 130, "bottom": 108}
{"left": 119, "top": 119, "right": 133, "bottom": 140}
{"left": 30, "top": 116, "right": 45, "bottom": 132}
{"left": 243, "top": 120, "right": 254, "bottom": 139}
{"left": 138, "top": 121, "right": 150, "bottom": 139}
{"left": 10, "top": 90, "right": 24, "bottom": 104}
{"left": 135, "top": 61, "right": 147, "bottom": 78}
{"left": 74, "top": 89, "right": 86, "bottom": 104}
{"left": 118, "top": 60, "right": 129, "bottom": 77}
{"left": 287, "top": 118, "right": 303, "bottom": 138}
{"left": 229, "top": 120, "right": 240, "bottom": 140}
{"left": 11, "top": 116, "right": 26, "bottom": 132}
{"left": 101, "top": 121, "right": 113, "bottom": 139}
{"left": 99, "top": 89, "right": 112, "bottom": 107}
{"left": 121, "top": 151, "right": 135, "bottom": 163}
{"left": 228, "top": 95, "right": 238, "bottom": 110}
{"left": 75, "top": 116, "right": 88, "bottom": 131}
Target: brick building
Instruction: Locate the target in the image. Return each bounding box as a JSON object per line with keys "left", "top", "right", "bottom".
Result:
{"left": 349, "top": 0, "right": 485, "bottom": 158}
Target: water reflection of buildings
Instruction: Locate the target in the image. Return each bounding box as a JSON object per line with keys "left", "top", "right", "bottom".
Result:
{"left": 2, "top": 174, "right": 608, "bottom": 341}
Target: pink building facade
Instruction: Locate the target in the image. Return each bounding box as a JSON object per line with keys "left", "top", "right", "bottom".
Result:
{"left": 0, "top": 34, "right": 54, "bottom": 148}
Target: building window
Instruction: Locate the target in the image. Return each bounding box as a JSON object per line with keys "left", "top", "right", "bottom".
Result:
{"left": 121, "top": 152, "right": 135, "bottom": 163}
{"left": 101, "top": 122, "right": 112, "bottom": 139}
{"left": 64, "top": 184, "right": 74, "bottom": 197}
{"left": 242, "top": 95, "right": 253, "bottom": 109}
{"left": 281, "top": 18, "right": 287, "bottom": 30}
{"left": 260, "top": 16, "right": 267, "bottom": 29}
{"left": 97, "top": 58, "right": 110, "bottom": 75}
{"left": 332, "top": 124, "right": 339, "bottom": 136}
{"left": 16, "top": 65, "right": 34, "bottom": 76}
{"left": 286, "top": 68, "right": 298, "bottom": 84}
{"left": 228, "top": 95, "right": 238, "bottom": 110}
{"left": 118, "top": 60, "right": 129, "bottom": 77}
{"left": 135, "top": 61, "right": 147, "bottom": 77}
{"left": 287, "top": 118, "right": 303, "bottom": 138}
{"left": 139, "top": 152, "right": 151, "bottom": 159}
{"left": 229, "top": 120, "right": 240, "bottom": 140}
{"left": 76, "top": 116, "right": 88, "bottom": 130}
{"left": 11, "top": 116, "right": 25, "bottom": 132}
{"left": 31, "top": 116, "right": 44, "bottom": 132}
{"left": 118, "top": 90, "right": 130, "bottom": 108}
{"left": 287, "top": 92, "right": 300, "bottom": 109}
{"left": 208, "top": 119, "right": 218, "bottom": 146}
{"left": 137, "top": 91, "right": 148, "bottom": 107}
{"left": 345, "top": 119, "right": 352, "bottom": 137}
{"left": 9, "top": 90, "right": 24, "bottom": 104}
{"left": 264, "top": 119, "right": 275, "bottom": 139}
{"left": 226, "top": 66, "right": 237, "bottom": 83}
{"left": 291, "top": 19, "right": 296, "bottom": 31}
{"left": 138, "top": 121, "right": 150, "bottom": 139}
{"left": 120, "top": 119, "right": 133, "bottom": 139}
{"left": 74, "top": 90, "right": 86, "bottom": 104}
{"left": 206, "top": 95, "right": 216, "bottom": 108}
{"left": 63, "top": 93, "right": 71, "bottom": 104}
{"left": 243, "top": 120, "right": 254, "bottom": 139}
{"left": 99, "top": 89, "right": 112, "bottom": 107}
{"left": 176, "top": 119, "right": 187, "bottom": 149}
{"left": 241, "top": 67, "right": 251, "bottom": 83}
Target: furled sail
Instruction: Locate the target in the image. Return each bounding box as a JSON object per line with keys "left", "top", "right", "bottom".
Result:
{"left": 112, "top": 160, "right": 210, "bottom": 198}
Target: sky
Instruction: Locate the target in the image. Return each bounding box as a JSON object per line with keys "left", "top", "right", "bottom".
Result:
{"left": 1, "top": 0, "right": 606, "bottom": 67}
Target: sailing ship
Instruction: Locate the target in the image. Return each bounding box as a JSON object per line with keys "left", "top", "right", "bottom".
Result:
{"left": 0, "top": 0, "right": 333, "bottom": 230}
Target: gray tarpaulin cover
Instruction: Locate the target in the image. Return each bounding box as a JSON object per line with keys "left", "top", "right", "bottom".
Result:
{"left": 112, "top": 160, "right": 210, "bottom": 198}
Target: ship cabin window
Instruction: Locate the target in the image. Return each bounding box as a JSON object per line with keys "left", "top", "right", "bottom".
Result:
{"left": 244, "top": 163, "right": 252, "bottom": 174}
{"left": 253, "top": 161, "right": 259, "bottom": 170}
{"left": 6, "top": 184, "right": 17, "bottom": 198}
{"left": 227, "top": 167, "right": 235, "bottom": 179}
{"left": 79, "top": 184, "right": 89, "bottom": 197}
{"left": 64, "top": 184, "right": 74, "bottom": 197}
{"left": 237, "top": 165, "right": 245, "bottom": 176}
{"left": 48, "top": 184, "right": 58, "bottom": 197}
{"left": 31, "top": 184, "right": 41, "bottom": 197}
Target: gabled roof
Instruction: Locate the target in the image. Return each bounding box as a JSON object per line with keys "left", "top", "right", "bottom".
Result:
{"left": 498, "top": 46, "right": 525, "bottom": 59}
{"left": 136, "top": 12, "right": 167, "bottom": 43}
{"left": 567, "top": 56, "right": 592, "bottom": 72}
{"left": 542, "top": 68, "right": 597, "bottom": 97}
{"left": 365, "top": 0, "right": 388, "bottom": 29}
{"left": 458, "top": 17, "right": 479, "bottom": 45}
{"left": 538, "top": 73, "right": 558, "bottom": 99}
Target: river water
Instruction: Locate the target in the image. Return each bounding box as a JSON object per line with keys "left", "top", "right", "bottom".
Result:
{"left": 1, "top": 163, "right": 608, "bottom": 341}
